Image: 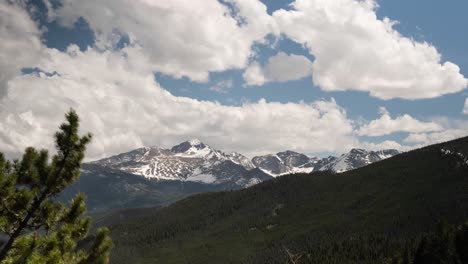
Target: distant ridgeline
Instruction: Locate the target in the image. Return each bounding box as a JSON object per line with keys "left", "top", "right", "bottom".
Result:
{"left": 92, "top": 135, "right": 468, "bottom": 264}
{"left": 62, "top": 139, "right": 399, "bottom": 211}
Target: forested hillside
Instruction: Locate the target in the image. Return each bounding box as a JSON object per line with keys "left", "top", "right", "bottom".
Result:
{"left": 104, "top": 136, "right": 468, "bottom": 263}
{"left": 61, "top": 163, "right": 227, "bottom": 212}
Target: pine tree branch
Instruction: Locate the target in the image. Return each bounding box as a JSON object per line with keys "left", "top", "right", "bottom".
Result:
{"left": 0, "top": 148, "right": 71, "bottom": 263}
{"left": 0, "top": 200, "right": 22, "bottom": 228}
{"left": 0, "top": 190, "right": 47, "bottom": 262}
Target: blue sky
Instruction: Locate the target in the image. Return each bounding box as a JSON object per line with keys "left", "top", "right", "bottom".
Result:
{"left": 0, "top": 0, "right": 467, "bottom": 160}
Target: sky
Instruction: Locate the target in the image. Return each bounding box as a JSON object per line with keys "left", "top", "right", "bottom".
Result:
{"left": 0, "top": 0, "right": 467, "bottom": 160}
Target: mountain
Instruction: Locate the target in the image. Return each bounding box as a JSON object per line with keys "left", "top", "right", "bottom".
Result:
{"left": 90, "top": 139, "right": 399, "bottom": 181}
{"left": 62, "top": 140, "right": 271, "bottom": 211}
{"left": 100, "top": 136, "right": 468, "bottom": 264}
{"left": 63, "top": 140, "right": 399, "bottom": 212}
{"left": 318, "top": 148, "right": 400, "bottom": 173}
{"left": 91, "top": 139, "right": 271, "bottom": 186}
{"left": 252, "top": 148, "right": 399, "bottom": 176}
{"left": 251, "top": 151, "right": 317, "bottom": 176}
{"left": 63, "top": 163, "right": 224, "bottom": 212}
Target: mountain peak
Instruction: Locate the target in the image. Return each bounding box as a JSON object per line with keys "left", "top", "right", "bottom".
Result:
{"left": 171, "top": 139, "right": 208, "bottom": 154}
{"left": 349, "top": 148, "right": 367, "bottom": 154}
{"left": 276, "top": 150, "right": 301, "bottom": 157}
{"left": 188, "top": 138, "right": 202, "bottom": 145}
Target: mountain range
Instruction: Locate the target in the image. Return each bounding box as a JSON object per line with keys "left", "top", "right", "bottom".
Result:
{"left": 90, "top": 138, "right": 400, "bottom": 184}
{"left": 89, "top": 139, "right": 268, "bottom": 188}
{"left": 62, "top": 139, "right": 399, "bottom": 212}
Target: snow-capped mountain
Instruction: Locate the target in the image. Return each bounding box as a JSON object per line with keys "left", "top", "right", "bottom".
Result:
{"left": 89, "top": 140, "right": 400, "bottom": 187}
{"left": 252, "top": 149, "right": 400, "bottom": 176}
{"left": 74, "top": 141, "right": 400, "bottom": 211}
{"left": 251, "top": 151, "right": 316, "bottom": 176}
{"left": 318, "top": 149, "right": 399, "bottom": 173}
{"left": 90, "top": 139, "right": 271, "bottom": 188}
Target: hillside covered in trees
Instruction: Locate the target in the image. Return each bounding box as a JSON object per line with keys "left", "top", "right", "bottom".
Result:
{"left": 95, "top": 136, "right": 468, "bottom": 263}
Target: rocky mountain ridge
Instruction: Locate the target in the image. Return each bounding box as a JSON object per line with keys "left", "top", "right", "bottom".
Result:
{"left": 89, "top": 139, "right": 400, "bottom": 186}
{"left": 66, "top": 139, "right": 401, "bottom": 211}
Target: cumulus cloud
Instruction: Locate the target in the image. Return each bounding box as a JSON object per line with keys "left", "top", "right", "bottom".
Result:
{"left": 1, "top": 0, "right": 465, "bottom": 162}
{"left": 0, "top": 46, "right": 360, "bottom": 160}
{"left": 404, "top": 118, "right": 468, "bottom": 146}
{"left": 360, "top": 140, "right": 406, "bottom": 151}
{"left": 404, "top": 130, "right": 468, "bottom": 146}
{"left": 243, "top": 52, "right": 313, "bottom": 86}
{"left": 273, "top": 0, "right": 468, "bottom": 99}
{"left": 47, "top": 0, "right": 467, "bottom": 98}
{"left": 358, "top": 107, "right": 443, "bottom": 136}
{"left": 242, "top": 62, "right": 266, "bottom": 86}
{"left": 52, "top": 0, "right": 278, "bottom": 82}
{"left": 0, "top": 1, "right": 44, "bottom": 96}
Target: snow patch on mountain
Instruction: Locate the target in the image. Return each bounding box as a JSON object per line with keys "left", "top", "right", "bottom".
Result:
{"left": 441, "top": 148, "right": 468, "bottom": 165}
{"left": 253, "top": 149, "right": 399, "bottom": 176}
{"left": 91, "top": 140, "right": 271, "bottom": 187}
{"left": 186, "top": 172, "right": 217, "bottom": 184}
{"left": 227, "top": 152, "right": 255, "bottom": 169}
{"left": 90, "top": 140, "right": 401, "bottom": 187}
{"left": 319, "top": 149, "right": 400, "bottom": 173}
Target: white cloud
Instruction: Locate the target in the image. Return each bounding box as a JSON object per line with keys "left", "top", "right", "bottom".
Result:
{"left": 360, "top": 140, "right": 406, "bottom": 151}
{"left": 2, "top": 0, "right": 465, "bottom": 163}
{"left": 242, "top": 62, "right": 266, "bottom": 86}
{"left": 53, "top": 0, "right": 278, "bottom": 82}
{"left": 358, "top": 107, "right": 443, "bottom": 136}
{"left": 0, "top": 46, "right": 361, "bottom": 161}
{"left": 209, "top": 79, "right": 233, "bottom": 94}
{"left": 243, "top": 52, "right": 313, "bottom": 86}
{"left": 404, "top": 130, "right": 467, "bottom": 146}
{"left": 273, "top": 0, "right": 468, "bottom": 99}
{"left": 463, "top": 98, "right": 468, "bottom": 114}
{"left": 0, "top": 1, "right": 44, "bottom": 96}
{"left": 47, "top": 0, "right": 467, "bottom": 99}
{"left": 404, "top": 118, "right": 468, "bottom": 146}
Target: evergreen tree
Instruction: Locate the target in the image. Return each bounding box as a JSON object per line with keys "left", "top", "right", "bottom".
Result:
{"left": 412, "top": 222, "right": 457, "bottom": 264}
{"left": 455, "top": 222, "right": 468, "bottom": 263}
{"left": 0, "top": 110, "right": 112, "bottom": 263}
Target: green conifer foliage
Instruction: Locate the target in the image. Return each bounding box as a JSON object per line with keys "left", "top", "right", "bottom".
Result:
{"left": 0, "top": 110, "right": 112, "bottom": 263}
{"left": 455, "top": 222, "right": 468, "bottom": 263}
{"left": 412, "top": 222, "right": 461, "bottom": 264}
